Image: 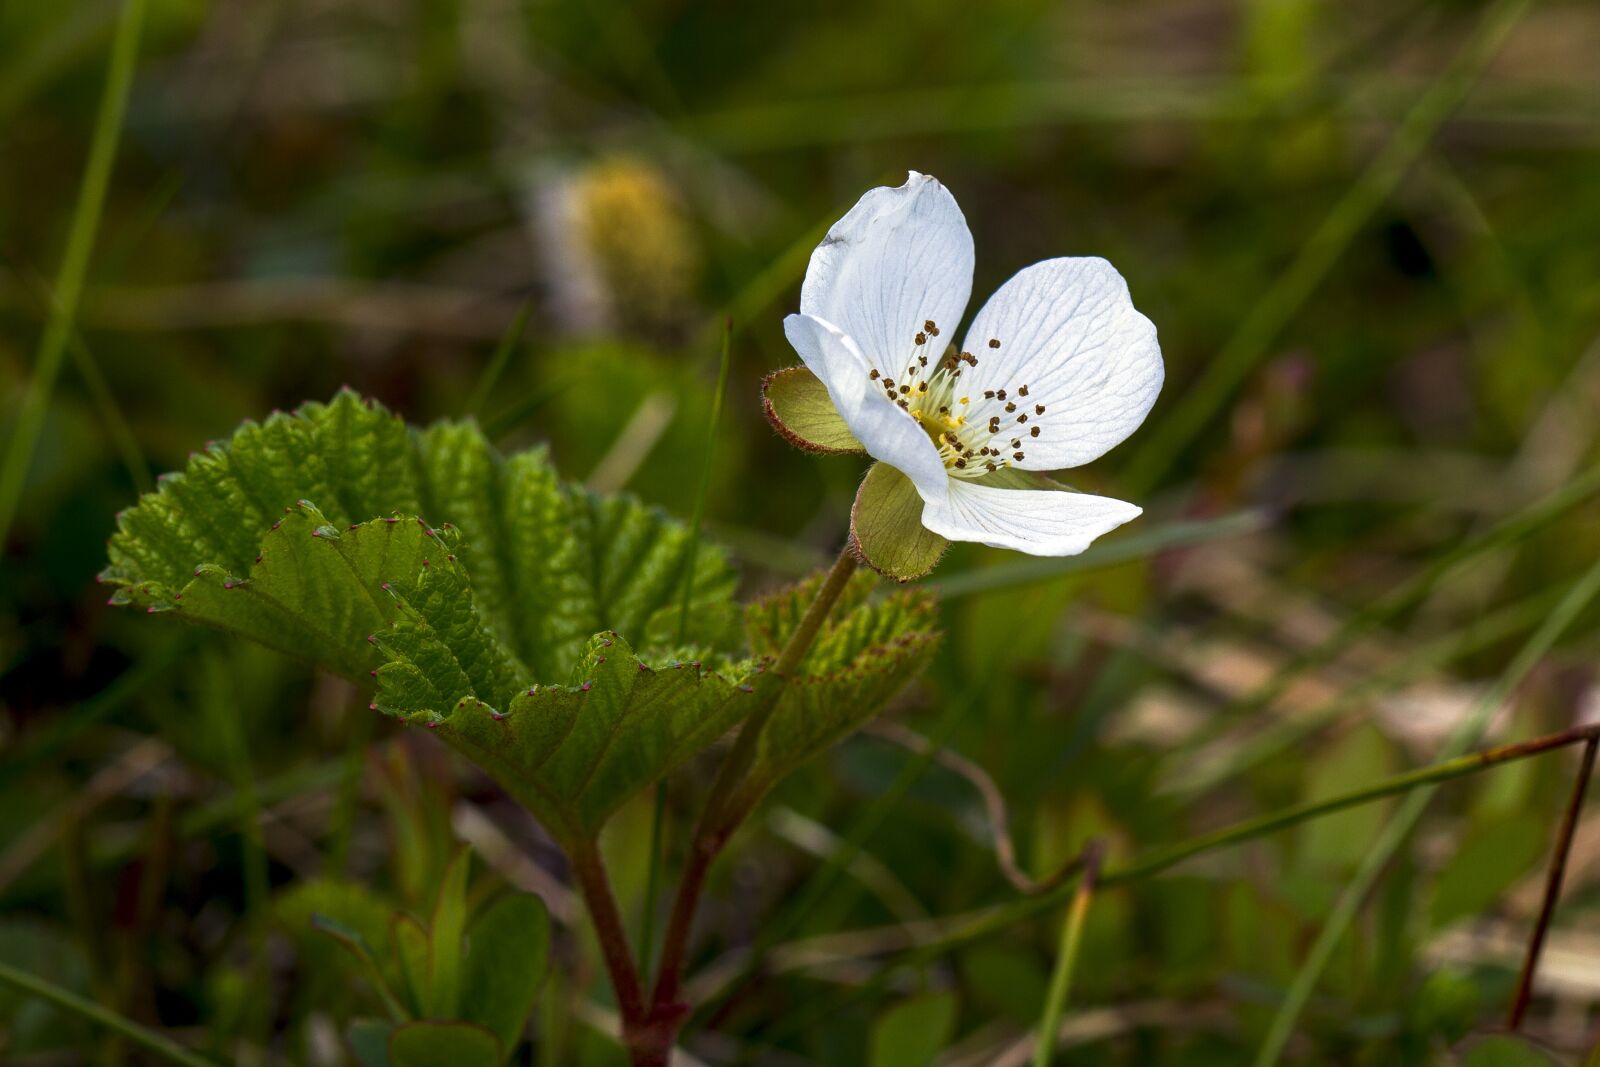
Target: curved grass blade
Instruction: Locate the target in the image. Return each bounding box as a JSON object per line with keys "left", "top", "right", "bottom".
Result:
{"left": 1251, "top": 552, "right": 1600, "bottom": 1066}
{"left": 0, "top": 959, "right": 221, "bottom": 1067}
{"left": 0, "top": 0, "right": 145, "bottom": 545}
{"left": 1120, "top": 0, "right": 1535, "bottom": 493}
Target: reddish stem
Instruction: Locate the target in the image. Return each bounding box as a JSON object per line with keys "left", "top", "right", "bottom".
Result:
{"left": 645, "top": 546, "right": 862, "bottom": 1057}
{"left": 1507, "top": 735, "right": 1597, "bottom": 1029}
{"left": 568, "top": 841, "right": 647, "bottom": 1043}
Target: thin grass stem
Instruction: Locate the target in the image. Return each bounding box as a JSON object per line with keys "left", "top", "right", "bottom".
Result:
{"left": 0, "top": 960, "right": 221, "bottom": 1067}
{"left": 1120, "top": 0, "right": 1535, "bottom": 494}
{"left": 0, "top": 0, "right": 145, "bottom": 546}
{"left": 1031, "top": 842, "right": 1105, "bottom": 1067}
{"left": 1252, "top": 548, "right": 1600, "bottom": 1067}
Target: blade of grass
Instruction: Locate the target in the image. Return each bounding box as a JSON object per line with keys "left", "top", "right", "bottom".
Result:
{"left": 0, "top": 640, "right": 185, "bottom": 791}
{"left": 67, "top": 327, "right": 152, "bottom": 494}
{"left": 0, "top": 0, "right": 145, "bottom": 546}
{"left": 482, "top": 378, "right": 571, "bottom": 439}
{"left": 5, "top": 265, "right": 153, "bottom": 494}
{"left": 583, "top": 391, "right": 677, "bottom": 492}
{"left": 1184, "top": 461, "right": 1600, "bottom": 749}
{"left": 693, "top": 593, "right": 1069, "bottom": 1033}
{"left": 1167, "top": 584, "right": 1558, "bottom": 798}
{"left": 0, "top": 0, "right": 121, "bottom": 119}
{"left": 745, "top": 469, "right": 1600, "bottom": 1046}
{"left": 699, "top": 185, "right": 871, "bottom": 355}
{"left": 688, "top": 682, "right": 974, "bottom": 1029}
{"left": 1031, "top": 842, "right": 1105, "bottom": 1067}
{"left": 675, "top": 321, "right": 733, "bottom": 643}
{"left": 1252, "top": 550, "right": 1600, "bottom": 1067}
{"left": 760, "top": 696, "right": 1600, "bottom": 1048}
{"left": 201, "top": 654, "right": 272, "bottom": 1054}
{"left": 643, "top": 320, "right": 734, "bottom": 973}
{"left": 0, "top": 960, "right": 221, "bottom": 1067}
{"left": 327, "top": 702, "right": 376, "bottom": 877}
{"left": 1120, "top": 0, "right": 1535, "bottom": 494}
{"left": 465, "top": 300, "right": 531, "bottom": 416}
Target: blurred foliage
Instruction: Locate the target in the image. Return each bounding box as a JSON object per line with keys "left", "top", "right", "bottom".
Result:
{"left": 3, "top": 0, "right": 1600, "bottom": 1064}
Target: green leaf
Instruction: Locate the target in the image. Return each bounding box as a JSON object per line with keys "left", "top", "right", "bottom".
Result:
{"left": 762, "top": 365, "right": 864, "bottom": 453}
{"left": 102, "top": 391, "right": 749, "bottom": 844}
{"left": 1461, "top": 1036, "right": 1560, "bottom": 1067}
{"left": 1412, "top": 968, "right": 1480, "bottom": 1044}
{"left": 0, "top": 920, "right": 93, "bottom": 1054}
{"left": 388, "top": 1020, "right": 503, "bottom": 1067}
{"left": 1429, "top": 814, "right": 1548, "bottom": 928}
{"left": 849, "top": 462, "right": 948, "bottom": 582}
{"left": 101, "top": 390, "right": 736, "bottom": 681}
{"left": 730, "top": 570, "right": 939, "bottom": 811}
{"left": 1297, "top": 724, "right": 1398, "bottom": 871}
{"left": 867, "top": 991, "right": 958, "bottom": 1067}
{"left": 392, "top": 913, "right": 431, "bottom": 1020}
{"left": 308, "top": 913, "right": 408, "bottom": 1022}
{"left": 348, "top": 1019, "right": 396, "bottom": 1067}
{"left": 461, "top": 894, "right": 549, "bottom": 1054}
{"left": 104, "top": 392, "right": 939, "bottom": 845}
{"left": 416, "top": 631, "right": 752, "bottom": 842}
{"left": 425, "top": 848, "right": 472, "bottom": 1018}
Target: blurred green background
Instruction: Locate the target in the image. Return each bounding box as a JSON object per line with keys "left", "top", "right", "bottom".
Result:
{"left": 4, "top": 0, "right": 1600, "bottom": 1063}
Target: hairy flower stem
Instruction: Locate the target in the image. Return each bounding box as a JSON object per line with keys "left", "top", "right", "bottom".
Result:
{"left": 639, "top": 545, "right": 861, "bottom": 1063}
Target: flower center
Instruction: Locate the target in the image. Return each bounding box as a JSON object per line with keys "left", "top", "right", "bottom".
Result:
{"left": 865, "top": 323, "right": 1047, "bottom": 479}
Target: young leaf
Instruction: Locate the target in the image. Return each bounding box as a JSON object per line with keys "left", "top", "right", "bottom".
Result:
{"left": 347, "top": 1019, "right": 396, "bottom": 1067}
{"left": 1462, "top": 1036, "right": 1560, "bottom": 1067}
{"left": 391, "top": 913, "right": 431, "bottom": 1020}
{"left": 309, "top": 914, "right": 408, "bottom": 1022}
{"left": 424, "top": 848, "right": 472, "bottom": 1019}
{"left": 460, "top": 893, "right": 549, "bottom": 1054}
{"left": 404, "top": 631, "right": 752, "bottom": 843}
{"left": 728, "top": 570, "right": 939, "bottom": 812}
{"left": 867, "top": 991, "right": 958, "bottom": 1067}
{"left": 387, "top": 1020, "right": 503, "bottom": 1067}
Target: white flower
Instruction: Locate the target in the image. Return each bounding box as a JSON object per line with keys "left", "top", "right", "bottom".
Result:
{"left": 781, "top": 172, "right": 1164, "bottom": 558}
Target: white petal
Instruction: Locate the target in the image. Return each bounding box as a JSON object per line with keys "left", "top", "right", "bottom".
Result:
{"left": 783, "top": 313, "right": 949, "bottom": 501}
{"left": 961, "top": 257, "right": 1162, "bottom": 469}
{"left": 800, "top": 171, "right": 974, "bottom": 377}
{"left": 920, "top": 480, "right": 1141, "bottom": 556}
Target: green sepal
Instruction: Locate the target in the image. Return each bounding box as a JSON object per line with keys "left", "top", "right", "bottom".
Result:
{"left": 849, "top": 462, "right": 948, "bottom": 582}
{"left": 762, "top": 366, "right": 864, "bottom": 454}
